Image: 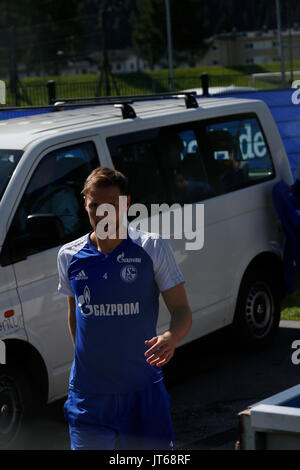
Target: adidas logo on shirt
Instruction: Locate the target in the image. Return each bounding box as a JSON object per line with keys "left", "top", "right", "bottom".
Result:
{"left": 75, "top": 270, "right": 88, "bottom": 280}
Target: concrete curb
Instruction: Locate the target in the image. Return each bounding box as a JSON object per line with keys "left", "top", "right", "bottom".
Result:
{"left": 280, "top": 320, "right": 300, "bottom": 329}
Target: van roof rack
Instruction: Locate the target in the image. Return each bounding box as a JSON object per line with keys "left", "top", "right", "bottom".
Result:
{"left": 0, "top": 99, "right": 137, "bottom": 119}
{"left": 0, "top": 91, "right": 198, "bottom": 121}
{"left": 51, "top": 91, "right": 199, "bottom": 110}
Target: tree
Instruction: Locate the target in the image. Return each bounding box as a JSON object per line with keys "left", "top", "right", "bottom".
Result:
{"left": 132, "top": 0, "right": 165, "bottom": 69}
{"left": 132, "top": 0, "right": 210, "bottom": 68}
{"left": 25, "top": 0, "right": 85, "bottom": 75}
{"left": 0, "top": 0, "right": 85, "bottom": 76}
{"left": 84, "top": 0, "right": 136, "bottom": 51}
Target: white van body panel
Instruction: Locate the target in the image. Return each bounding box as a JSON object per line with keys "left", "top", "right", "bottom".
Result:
{"left": 156, "top": 178, "right": 283, "bottom": 342}
{"left": 0, "top": 263, "right": 26, "bottom": 341}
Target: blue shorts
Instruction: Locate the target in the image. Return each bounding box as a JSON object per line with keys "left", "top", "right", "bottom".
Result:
{"left": 63, "top": 380, "right": 175, "bottom": 450}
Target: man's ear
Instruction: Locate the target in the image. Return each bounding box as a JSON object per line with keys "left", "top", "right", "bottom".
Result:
{"left": 127, "top": 195, "right": 131, "bottom": 210}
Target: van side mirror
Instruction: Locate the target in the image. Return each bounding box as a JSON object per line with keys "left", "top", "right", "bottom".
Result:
{"left": 27, "top": 213, "right": 65, "bottom": 240}
{"left": 0, "top": 214, "right": 66, "bottom": 266}
{"left": 25, "top": 213, "right": 65, "bottom": 253}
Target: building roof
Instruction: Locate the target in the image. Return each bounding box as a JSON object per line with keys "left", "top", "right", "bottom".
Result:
{"left": 214, "top": 28, "right": 300, "bottom": 41}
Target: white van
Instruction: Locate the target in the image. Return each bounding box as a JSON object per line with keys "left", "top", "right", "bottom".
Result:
{"left": 0, "top": 93, "right": 293, "bottom": 446}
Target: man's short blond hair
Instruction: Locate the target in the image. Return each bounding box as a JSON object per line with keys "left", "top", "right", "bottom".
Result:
{"left": 81, "top": 167, "right": 128, "bottom": 197}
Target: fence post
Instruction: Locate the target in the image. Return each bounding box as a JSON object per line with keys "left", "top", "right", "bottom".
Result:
{"left": 201, "top": 73, "right": 209, "bottom": 96}
{"left": 10, "top": 26, "right": 18, "bottom": 106}
{"left": 151, "top": 76, "right": 155, "bottom": 93}
{"left": 47, "top": 80, "right": 56, "bottom": 104}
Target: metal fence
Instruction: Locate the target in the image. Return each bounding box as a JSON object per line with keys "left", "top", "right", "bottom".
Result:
{"left": 2, "top": 72, "right": 286, "bottom": 106}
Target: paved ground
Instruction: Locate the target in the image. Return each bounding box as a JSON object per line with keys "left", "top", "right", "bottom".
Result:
{"left": 7, "top": 320, "right": 300, "bottom": 450}
{"left": 167, "top": 320, "right": 300, "bottom": 450}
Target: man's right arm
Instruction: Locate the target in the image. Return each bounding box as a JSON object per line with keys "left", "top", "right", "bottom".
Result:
{"left": 67, "top": 296, "right": 76, "bottom": 346}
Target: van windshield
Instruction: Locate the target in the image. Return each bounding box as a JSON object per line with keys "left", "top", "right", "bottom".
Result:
{"left": 0, "top": 149, "right": 23, "bottom": 201}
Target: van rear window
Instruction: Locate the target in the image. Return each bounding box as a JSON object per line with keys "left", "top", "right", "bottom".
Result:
{"left": 0, "top": 150, "right": 23, "bottom": 201}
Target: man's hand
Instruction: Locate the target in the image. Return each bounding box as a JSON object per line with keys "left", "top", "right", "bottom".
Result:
{"left": 144, "top": 331, "right": 177, "bottom": 367}
{"left": 144, "top": 283, "right": 192, "bottom": 367}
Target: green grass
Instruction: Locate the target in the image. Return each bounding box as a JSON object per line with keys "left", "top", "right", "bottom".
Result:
{"left": 3, "top": 61, "right": 300, "bottom": 105}
{"left": 281, "top": 289, "right": 300, "bottom": 321}
{"left": 13, "top": 60, "right": 300, "bottom": 83}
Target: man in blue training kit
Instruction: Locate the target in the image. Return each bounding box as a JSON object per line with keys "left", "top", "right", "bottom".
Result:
{"left": 57, "top": 166, "right": 192, "bottom": 450}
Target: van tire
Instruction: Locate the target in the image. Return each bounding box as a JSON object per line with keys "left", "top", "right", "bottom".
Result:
{"left": 232, "top": 267, "right": 281, "bottom": 349}
{"left": 0, "top": 366, "right": 33, "bottom": 448}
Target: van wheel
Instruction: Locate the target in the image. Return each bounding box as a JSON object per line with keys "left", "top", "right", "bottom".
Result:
{"left": 0, "top": 366, "right": 32, "bottom": 448}
{"left": 232, "top": 268, "right": 281, "bottom": 349}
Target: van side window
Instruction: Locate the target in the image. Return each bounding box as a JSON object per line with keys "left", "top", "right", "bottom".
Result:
{"left": 10, "top": 142, "right": 99, "bottom": 255}
{"left": 107, "top": 115, "right": 273, "bottom": 207}
{"left": 173, "top": 129, "right": 215, "bottom": 204}
{"left": 0, "top": 149, "right": 23, "bottom": 200}
{"left": 205, "top": 116, "right": 274, "bottom": 194}
{"left": 107, "top": 126, "right": 215, "bottom": 207}
{"left": 107, "top": 129, "right": 165, "bottom": 208}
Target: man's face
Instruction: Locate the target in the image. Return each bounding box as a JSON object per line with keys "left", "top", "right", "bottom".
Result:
{"left": 84, "top": 185, "right": 130, "bottom": 239}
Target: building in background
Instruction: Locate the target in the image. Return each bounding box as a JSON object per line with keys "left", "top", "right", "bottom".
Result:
{"left": 199, "top": 27, "right": 300, "bottom": 67}
{"left": 62, "top": 50, "right": 151, "bottom": 76}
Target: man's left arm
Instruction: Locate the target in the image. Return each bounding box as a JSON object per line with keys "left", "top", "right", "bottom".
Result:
{"left": 144, "top": 283, "right": 192, "bottom": 367}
